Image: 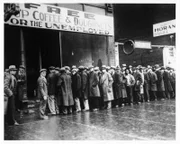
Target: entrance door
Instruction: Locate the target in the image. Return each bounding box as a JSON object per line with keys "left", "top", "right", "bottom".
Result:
{"left": 23, "top": 28, "right": 60, "bottom": 98}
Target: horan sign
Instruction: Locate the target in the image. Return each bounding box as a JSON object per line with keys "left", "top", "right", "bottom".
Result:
{"left": 4, "top": 3, "right": 114, "bottom": 36}
{"left": 153, "top": 19, "right": 175, "bottom": 37}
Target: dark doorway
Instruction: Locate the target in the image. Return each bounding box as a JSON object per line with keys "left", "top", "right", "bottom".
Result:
{"left": 23, "top": 28, "right": 60, "bottom": 98}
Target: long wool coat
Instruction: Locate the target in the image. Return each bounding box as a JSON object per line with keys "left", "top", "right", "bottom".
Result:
{"left": 155, "top": 70, "right": 165, "bottom": 91}
{"left": 47, "top": 72, "right": 57, "bottom": 95}
{"left": 163, "top": 70, "right": 173, "bottom": 92}
{"left": 80, "top": 71, "right": 89, "bottom": 100}
{"left": 148, "top": 71, "right": 158, "bottom": 91}
{"left": 71, "top": 72, "right": 81, "bottom": 99}
{"left": 57, "top": 73, "right": 74, "bottom": 106}
{"left": 114, "top": 71, "right": 127, "bottom": 98}
{"left": 100, "top": 72, "right": 114, "bottom": 102}
{"left": 88, "top": 71, "right": 100, "bottom": 97}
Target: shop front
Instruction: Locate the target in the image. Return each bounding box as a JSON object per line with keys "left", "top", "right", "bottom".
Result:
{"left": 4, "top": 3, "right": 115, "bottom": 98}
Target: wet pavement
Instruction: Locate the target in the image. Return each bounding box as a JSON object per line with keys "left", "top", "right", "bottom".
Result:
{"left": 4, "top": 99, "right": 175, "bottom": 140}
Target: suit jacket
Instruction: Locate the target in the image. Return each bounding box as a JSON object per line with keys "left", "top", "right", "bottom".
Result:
{"left": 37, "top": 76, "right": 48, "bottom": 99}
{"left": 4, "top": 73, "right": 17, "bottom": 97}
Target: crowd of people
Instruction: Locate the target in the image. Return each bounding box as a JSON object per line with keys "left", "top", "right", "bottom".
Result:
{"left": 4, "top": 63, "right": 176, "bottom": 125}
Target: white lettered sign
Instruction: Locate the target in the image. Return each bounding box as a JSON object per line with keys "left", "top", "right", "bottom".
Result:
{"left": 153, "top": 20, "right": 175, "bottom": 37}
{"left": 5, "top": 3, "right": 114, "bottom": 36}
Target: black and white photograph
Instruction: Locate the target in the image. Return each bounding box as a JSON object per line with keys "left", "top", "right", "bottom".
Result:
{"left": 2, "top": 0, "right": 178, "bottom": 141}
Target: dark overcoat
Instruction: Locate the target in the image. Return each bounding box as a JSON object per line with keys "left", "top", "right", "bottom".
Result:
{"left": 148, "top": 72, "right": 158, "bottom": 91}
{"left": 57, "top": 73, "right": 74, "bottom": 106}
{"left": 114, "top": 71, "right": 127, "bottom": 98}
{"left": 88, "top": 71, "right": 100, "bottom": 97}
{"left": 155, "top": 70, "right": 165, "bottom": 91}
{"left": 47, "top": 72, "right": 57, "bottom": 95}
{"left": 71, "top": 73, "right": 81, "bottom": 98}
{"left": 80, "top": 71, "right": 89, "bottom": 100}
{"left": 17, "top": 73, "right": 27, "bottom": 101}
{"left": 163, "top": 70, "right": 173, "bottom": 92}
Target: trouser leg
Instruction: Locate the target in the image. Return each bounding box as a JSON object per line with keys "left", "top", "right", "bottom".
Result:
{"left": 47, "top": 95, "right": 56, "bottom": 114}
{"left": 39, "top": 99, "right": 48, "bottom": 118}
{"left": 74, "top": 98, "right": 81, "bottom": 112}
{"left": 54, "top": 97, "right": 59, "bottom": 114}
{"left": 7, "top": 96, "right": 16, "bottom": 125}
{"left": 84, "top": 99, "right": 89, "bottom": 110}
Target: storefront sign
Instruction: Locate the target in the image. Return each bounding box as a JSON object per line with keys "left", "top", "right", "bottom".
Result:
{"left": 163, "top": 46, "right": 176, "bottom": 69}
{"left": 134, "top": 40, "right": 151, "bottom": 49}
{"left": 153, "top": 20, "right": 175, "bottom": 37}
{"left": 4, "top": 3, "right": 114, "bottom": 36}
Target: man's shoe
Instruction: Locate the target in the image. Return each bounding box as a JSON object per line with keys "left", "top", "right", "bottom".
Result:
{"left": 14, "top": 121, "right": 19, "bottom": 126}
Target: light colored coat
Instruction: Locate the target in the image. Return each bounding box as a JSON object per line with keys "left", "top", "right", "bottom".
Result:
{"left": 100, "top": 72, "right": 114, "bottom": 102}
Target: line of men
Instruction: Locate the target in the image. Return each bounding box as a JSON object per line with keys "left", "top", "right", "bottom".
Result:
{"left": 4, "top": 64, "right": 176, "bottom": 124}
{"left": 37, "top": 64, "right": 176, "bottom": 120}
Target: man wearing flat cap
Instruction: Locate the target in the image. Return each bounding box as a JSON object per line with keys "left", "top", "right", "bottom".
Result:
{"left": 47, "top": 66, "right": 58, "bottom": 115}
{"left": 57, "top": 67, "right": 74, "bottom": 115}
{"left": 4, "top": 65, "right": 19, "bottom": 125}
{"left": 37, "top": 68, "right": 49, "bottom": 120}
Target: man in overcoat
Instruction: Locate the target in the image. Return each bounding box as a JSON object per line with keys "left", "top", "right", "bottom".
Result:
{"left": 133, "top": 67, "right": 143, "bottom": 104}
{"left": 4, "top": 65, "right": 19, "bottom": 125}
{"left": 37, "top": 69, "right": 49, "bottom": 120}
{"left": 147, "top": 67, "right": 158, "bottom": 101}
{"left": 57, "top": 67, "right": 74, "bottom": 115}
{"left": 99, "top": 65, "right": 114, "bottom": 109}
{"left": 88, "top": 66, "right": 101, "bottom": 111}
{"left": 114, "top": 66, "right": 127, "bottom": 106}
{"left": 71, "top": 68, "right": 81, "bottom": 112}
{"left": 155, "top": 65, "right": 166, "bottom": 100}
{"left": 163, "top": 67, "right": 174, "bottom": 99}
{"left": 143, "top": 68, "right": 150, "bottom": 102}
{"left": 79, "top": 66, "right": 89, "bottom": 111}
{"left": 47, "top": 66, "right": 57, "bottom": 115}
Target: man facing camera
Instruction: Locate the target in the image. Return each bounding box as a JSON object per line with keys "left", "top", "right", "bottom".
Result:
{"left": 37, "top": 69, "right": 49, "bottom": 120}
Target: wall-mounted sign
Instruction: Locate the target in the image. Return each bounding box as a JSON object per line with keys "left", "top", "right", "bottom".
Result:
{"left": 114, "top": 42, "right": 119, "bottom": 66}
{"left": 153, "top": 19, "right": 175, "bottom": 37}
{"left": 163, "top": 46, "right": 176, "bottom": 69}
{"left": 134, "top": 40, "right": 151, "bottom": 49}
{"left": 4, "top": 3, "right": 114, "bottom": 36}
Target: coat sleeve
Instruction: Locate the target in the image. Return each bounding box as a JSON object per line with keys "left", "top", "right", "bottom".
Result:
{"left": 77, "top": 74, "right": 81, "bottom": 90}
{"left": 93, "top": 73, "right": 99, "bottom": 86}
{"left": 108, "top": 73, "right": 113, "bottom": 86}
{"left": 154, "top": 73, "right": 158, "bottom": 81}
{"left": 4, "top": 75, "right": 13, "bottom": 97}
{"left": 38, "top": 78, "right": 47, "bottom": 97}
{"left": 82, "top": 73, "right": 87, "bottom": 91}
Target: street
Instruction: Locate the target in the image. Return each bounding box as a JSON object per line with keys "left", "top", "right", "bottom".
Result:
{"left": 4, "top": 99, "right": 175, "bottom": 140}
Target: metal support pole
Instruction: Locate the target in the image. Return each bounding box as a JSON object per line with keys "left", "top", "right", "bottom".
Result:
{"left": 59, "top": 32, "right": 63, "bottom": 67}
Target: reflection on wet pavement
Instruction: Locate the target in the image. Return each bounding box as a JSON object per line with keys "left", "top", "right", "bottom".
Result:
{"left": 4, "top": 99, "right": 175, "bottom": 140}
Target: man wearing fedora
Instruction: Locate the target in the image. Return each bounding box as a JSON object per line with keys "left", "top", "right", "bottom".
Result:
{"left": 4, "top": 65, "right": 19, "bottom": 125}
{"left": 37, "top": 68, "right": 49, "bottom": 120}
